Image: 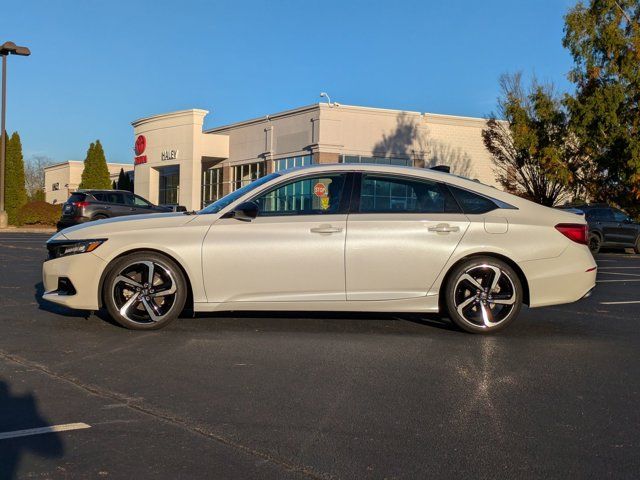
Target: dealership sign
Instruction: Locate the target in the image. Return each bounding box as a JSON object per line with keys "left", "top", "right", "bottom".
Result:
{"left": 161, "top": 149, "right": 178, "bottom": 161}
{"left": 134, "top": 135, "right": 147, "bottom": 165}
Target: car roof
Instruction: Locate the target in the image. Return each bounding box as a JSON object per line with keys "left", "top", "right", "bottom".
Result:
{"left": 77, "top": 189, "right": 132, "bottom": 194}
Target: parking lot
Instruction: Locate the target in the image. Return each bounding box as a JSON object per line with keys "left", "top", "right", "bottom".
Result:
{"left": 0, "top": 232, "right": 639, "bottom": 479}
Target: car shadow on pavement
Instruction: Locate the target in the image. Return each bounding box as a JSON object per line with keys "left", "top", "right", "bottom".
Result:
{"left": 0, "top": 380, "right": 64, "bottom": 479}
{"left": 33, "top": 282, "right": 122, "bottom": 328}
{"left": 193, "top": 311, "right": 458, "bottom": 334}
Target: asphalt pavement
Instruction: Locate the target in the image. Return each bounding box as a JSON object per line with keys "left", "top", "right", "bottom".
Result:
{"left": 0, "top": 232, "right": 639, "bottom": 479}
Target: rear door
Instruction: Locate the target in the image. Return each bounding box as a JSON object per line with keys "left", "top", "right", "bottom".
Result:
{"left": 345, "top": 173, "right": 470, "bottom": 300}
{"left": 97, "top": 192, "right": 127, "bottom": 217}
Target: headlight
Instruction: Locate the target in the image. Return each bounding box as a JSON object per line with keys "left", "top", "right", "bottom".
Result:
{"left": 47, "top": 239, "right": 107, "bottom": 260}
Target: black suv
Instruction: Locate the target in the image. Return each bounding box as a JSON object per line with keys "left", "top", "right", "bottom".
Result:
{"left": 57, "top": 190, "right": 173, "bottom": 231}
{"left": 559, "top": 204, "right": 640, "bottom": 254}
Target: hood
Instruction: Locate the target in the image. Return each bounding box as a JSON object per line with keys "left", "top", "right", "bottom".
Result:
{"left": 58, "top": 212, "right": 194, "bottom": 240}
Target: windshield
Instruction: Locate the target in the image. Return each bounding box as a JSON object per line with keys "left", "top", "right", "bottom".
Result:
{"left": 198, "top": 173, "right": 280, "bottom": 214}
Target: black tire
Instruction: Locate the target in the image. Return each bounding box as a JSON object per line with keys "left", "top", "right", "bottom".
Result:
{"left": 444, "top": 257, "right": 523, "bottom": 334}
{"left": 634, "top": 236, "right": 640, "bottom": 255}
{"left": 589, "top": 234, "right": 601, "bottom": 254}
{"left": 92, "top": 214, "right": 108, "bottom": 221}
{"left": 103, "top": 252, "right": 187, "bottom": 330}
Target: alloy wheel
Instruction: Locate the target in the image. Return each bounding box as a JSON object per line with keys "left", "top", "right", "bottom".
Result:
{"left": 112, "top": 260, "right": 177, "bottom": 324}
{"left": 453, "top": 264, "right": 517, "bottom": 329}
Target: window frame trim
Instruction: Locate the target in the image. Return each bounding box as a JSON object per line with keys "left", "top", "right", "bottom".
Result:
{"left": 246, "top": 171, "right": 355, "bottom": 218}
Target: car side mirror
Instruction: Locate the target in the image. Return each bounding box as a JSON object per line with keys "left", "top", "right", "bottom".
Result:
{"left": 228, "top": 201, "right": 259, "bottom": 221}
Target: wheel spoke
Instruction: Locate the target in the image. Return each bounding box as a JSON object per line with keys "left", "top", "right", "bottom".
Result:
{"left": 490, "top": 294, "right": 516, "bottom": 305}
{"left": 480, "top": 302, "right": 499, "bottom": 328}
{"left": 456, "top": 296, "right": 476, "bottom": 317}
{"left": 460, "top": 274, "right": 483, "bottom": 290}
{"left": 115, "top": 275, "right": 142, "bottom": 289}
{"left": 151, "top": 282, "right": 176, "bottom": 297}
{"left": 119, "top": 292, "right": 140, "bottom": 318}
{"left": 141, "top": 261, "right": 155, "bottom": 286}
{"left": 141, "top": 297, "right": 163, "bottom": 322}
{"left": 488, "top": 266, "right": 502, "bottom": 292}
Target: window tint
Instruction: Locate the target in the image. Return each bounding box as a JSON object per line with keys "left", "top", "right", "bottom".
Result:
{"left": 359, "top": 175, "right": 460, "bottom": 214}
{"left": 94, "top": 192, "right": 124, "bottom": 204}
{"left": 67, "top": 193, "right": 86, "bottom": 203}
{"left": 587, "top": 208, "right": 614, "bottom": 221}
{"left": 448, "top": 185, "right": 498, "bottom": 214}
{"left": 134, "top": 195, "right": 151, "bottom": 207}
{"left": 612, "top": 209, "right": 629, "bottom": 222}
{"left": 255, "top": 174, "right": 347, "bottom": 216}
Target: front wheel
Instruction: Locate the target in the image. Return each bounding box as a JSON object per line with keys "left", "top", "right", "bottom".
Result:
{"left": 103, "top": 252, "right": 187, "bottom": 330}
{"left": 634, "top": 236, "right": 640, "bottom": 254}
{"left": 444, "top": 257, "right": 523, "bottom": 334}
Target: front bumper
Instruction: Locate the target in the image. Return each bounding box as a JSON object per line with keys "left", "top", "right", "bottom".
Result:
{"left": 42, "top": 252, "right": 106, "bottom": 310}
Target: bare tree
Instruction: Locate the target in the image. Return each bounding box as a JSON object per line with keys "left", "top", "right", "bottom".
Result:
{"left": 25, "top": 155, "right": 55, "bottom": 199}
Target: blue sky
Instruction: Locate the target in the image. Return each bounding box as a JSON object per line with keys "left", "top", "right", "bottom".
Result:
{"left": 5, "top": 0, "right": 577, "bottom": 164}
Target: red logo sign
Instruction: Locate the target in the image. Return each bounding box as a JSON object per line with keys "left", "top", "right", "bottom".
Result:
{"left": 134, "top": 135, "right": 146, "bottom": 155}
{"left": 134, "top": 155, "right": 147, "bottom": 165}
{"left": 313, "top": 183, "right": 327, "bottom": 197}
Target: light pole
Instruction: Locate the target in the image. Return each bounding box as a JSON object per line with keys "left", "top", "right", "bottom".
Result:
{"left": 0, "top": 41, "right": 31, "bottom": 228}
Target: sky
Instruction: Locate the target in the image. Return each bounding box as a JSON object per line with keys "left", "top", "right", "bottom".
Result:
{"left": 4, "top": 0, "right": 578, "bottom": 165}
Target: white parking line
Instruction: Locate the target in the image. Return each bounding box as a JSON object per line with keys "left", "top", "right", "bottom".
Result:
{"left": 0, "top": 422, "right": 91, "bottom": 440}
{"left": 600, "top": 300, "right": 640, "bottom": 305}
{"left": 596, "top": 279, "right": 640, "bottom": 283}
{"left": 597, "top": 271, "right": 640, "bottom": 277}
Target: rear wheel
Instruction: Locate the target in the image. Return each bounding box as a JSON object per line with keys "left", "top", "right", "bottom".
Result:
{"left": 588, "top": 234, "right": 601, "bottom": 254}
{"left": 103, "top": 252, "right": 187, "bottom": 330}
{"left": 634, "top": 236, "right": 640, "bottom": 254}
{"left": 444, "top": 257, "right": 523, "bottom": 334}
{"left": 92, "top": 214, "right": 108, "bottom": 221}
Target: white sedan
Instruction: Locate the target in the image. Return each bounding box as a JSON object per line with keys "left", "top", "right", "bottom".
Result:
{"left": 43, "top": 164, "right": 596, "bottom": 333}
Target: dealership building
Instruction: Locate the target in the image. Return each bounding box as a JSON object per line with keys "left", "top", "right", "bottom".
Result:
{"left": 44, "top": 160, "right": 134, "bottom": 204}
{"left": 131, "top": 103, "right": 497, "bottom": 210}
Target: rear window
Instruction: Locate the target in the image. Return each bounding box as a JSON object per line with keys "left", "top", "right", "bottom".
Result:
{"left": 448, "top": 185, "right": 499, "bottom": 214}
{"left": 67, "top": 193, "right": 87, "bottom": 203}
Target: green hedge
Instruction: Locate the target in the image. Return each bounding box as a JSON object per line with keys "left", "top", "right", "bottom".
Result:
{"left": 15, "top": 201, "right": 62, "bottom": 226}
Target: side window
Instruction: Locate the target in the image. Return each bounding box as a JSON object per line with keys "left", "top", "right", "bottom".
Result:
{"left": 255, "top": 174, "right": 347, "bottom": 216}
{"left": 359, "top": 175, "right": 460, "bottom": 213}
{"left": 133, "top": 195, "right": 152, "bottom": 207}
{"left": 93, "top": 193, "right": 105, "bottom": 202}
{"left": 600, "top": 209, "right": 615, "bottom": 221}
{"left": 612, "top": 209, "right": 628, "bottom": 222}
{"left": 106, "top": 193, "right": 125, "bottom": 204}
{"left": 448, "top": 185, "right": 498, "bottom": 214}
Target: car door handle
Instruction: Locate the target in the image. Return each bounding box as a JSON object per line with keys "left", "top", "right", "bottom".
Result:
{"left": 427, "top": 223, "right": 460, "bottom": 233}
{"left": 310, "top": 225, "right": 343, "bottom": 234}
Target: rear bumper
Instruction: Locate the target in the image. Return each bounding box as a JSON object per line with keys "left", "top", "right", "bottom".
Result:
{"left": 521, "top": 245, "right": 597, "bottom": 308}
{"left": 42, "top": 252, "right": 105, "bottom": 310}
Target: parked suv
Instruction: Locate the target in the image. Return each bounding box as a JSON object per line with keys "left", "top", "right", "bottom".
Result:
{"left": 57, "top": 190, "right": 173, "bottom": 231}
{"left": 559, "top": 204, "right": 640, "bottom": 254}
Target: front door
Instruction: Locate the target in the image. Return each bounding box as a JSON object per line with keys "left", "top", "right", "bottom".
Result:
{"left": 346, "top": 173, "right": 470, "bottom": 300}
{"left": 202, "top": 172, "right": 352, "bottom": 303}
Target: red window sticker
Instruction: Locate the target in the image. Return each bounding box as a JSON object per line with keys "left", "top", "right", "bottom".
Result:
{"left": 314, "top": 182, "right": 327, "bottom": 197}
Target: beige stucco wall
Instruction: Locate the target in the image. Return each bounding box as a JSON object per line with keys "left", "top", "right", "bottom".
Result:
{"left": 44, "top": 161, "right": 133, "bottom": 204}
{"left": 132, "top": 109, "right": 228, "bottom": 208}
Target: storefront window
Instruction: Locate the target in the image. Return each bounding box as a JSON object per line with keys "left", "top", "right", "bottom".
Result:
{"left": 232, "top": 162, "right": 265, "bottom": 191}
{"left": 202, "top": 167, "right": 223, "bottom": 207}
{"left": 158, "top": 165, "right": 180, "bottom": 205}
{"left": 340, "top": 154, "right": 412, "bottom": 167}
{"left": 274, "top": 155, "right": 313, "bottom": 172}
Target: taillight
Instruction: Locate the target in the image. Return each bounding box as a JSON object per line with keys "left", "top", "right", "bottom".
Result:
{"left": 73, "top": 201, "right": 90, "bottom": 208}
{"left": 555, "top": 223, "right": 588, "bottom": 245}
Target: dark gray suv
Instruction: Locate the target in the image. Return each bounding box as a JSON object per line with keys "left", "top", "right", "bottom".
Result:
{"left": 559, "top": 204, "right": 640, "bottom": 254}
{"left": 57, "top": 190, "right": 173, "bottom": 231}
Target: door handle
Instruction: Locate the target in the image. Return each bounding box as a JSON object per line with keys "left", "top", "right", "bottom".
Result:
{"left": 427, "top": 223, "right": 460, "bottom": 233}
{"left": 310, "top": 225, "right": 343, "bottom": 234}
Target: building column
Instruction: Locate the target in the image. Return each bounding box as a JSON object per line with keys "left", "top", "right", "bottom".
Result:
{"left": 313, "top": 152, "right": 340, "bottom": 164}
